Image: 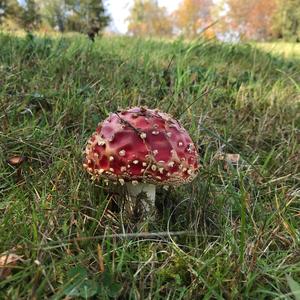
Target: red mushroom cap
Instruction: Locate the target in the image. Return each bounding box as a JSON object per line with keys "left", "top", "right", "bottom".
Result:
{"left": 83, "top": 107, "right": 199, "bottom": 185}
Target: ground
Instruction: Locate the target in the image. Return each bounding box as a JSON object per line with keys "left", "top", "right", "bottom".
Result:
{"left": 0, "top": 33, "right": 299, "bottom": 299}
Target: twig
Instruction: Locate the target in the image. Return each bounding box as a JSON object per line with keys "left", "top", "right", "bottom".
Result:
{"left": 37, "top": 230, "right": 205, "bottom": 249}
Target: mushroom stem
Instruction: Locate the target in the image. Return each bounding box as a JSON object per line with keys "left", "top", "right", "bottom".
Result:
{"left": 125, "top": 183, "right": 156, "bottom": 217}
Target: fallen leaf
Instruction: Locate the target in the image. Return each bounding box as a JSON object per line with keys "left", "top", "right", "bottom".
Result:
{"left": 0, "top": 253, "right": 24, "bottom": 279}
{"left": 224, "top": 153, "right": 240, "bottom": 165}
{"left": 0, "top": 253, "right": 23, "bottom": 265}
{"left": 216, "top": 153, "right": 241, "bottom": 170}
{"left": 7, "top": 156, "right": 26, "bottom": 166}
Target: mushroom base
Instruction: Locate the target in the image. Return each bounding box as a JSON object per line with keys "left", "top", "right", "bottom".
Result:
{"left": 125, "top": 183, "right": 156, "bottom": 221}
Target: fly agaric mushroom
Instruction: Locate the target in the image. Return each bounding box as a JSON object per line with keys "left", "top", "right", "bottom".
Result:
{"left": 83, "top": 107, "right": 199, "bottom": 218}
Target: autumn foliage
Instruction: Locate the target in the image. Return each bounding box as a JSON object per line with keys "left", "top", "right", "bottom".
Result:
{"left": 127, "top": 0, "right": 172, "bottom": 37}
{"left": 225, "top": 0, "right": 277, "bottom": 40}
{"left": 173, "top": 0, "right": 215, "bottom": 38}
{"left": 126, "top": 0, "right": 300, "bottom": 41}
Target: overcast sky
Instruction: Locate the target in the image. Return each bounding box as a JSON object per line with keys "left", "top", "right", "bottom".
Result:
{"left": 106, "top": 0, "right": 182, "bottom": 33}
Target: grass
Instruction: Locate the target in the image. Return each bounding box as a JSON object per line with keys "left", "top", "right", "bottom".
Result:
{"left": 257, "top": 42, "right": 300, "bottom": 60}
{"left": 0, "top": 32, "right": 299, "bottom": 299}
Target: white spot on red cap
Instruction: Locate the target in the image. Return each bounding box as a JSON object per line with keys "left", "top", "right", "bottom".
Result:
{"left": 168, "top": 161, "right": 175, "bottom": 167}
{"left": 119, "top": 150, "right": 126, "bottom": 156}
{"left": 96, "top": 137, "right": 105, "bottom": 146}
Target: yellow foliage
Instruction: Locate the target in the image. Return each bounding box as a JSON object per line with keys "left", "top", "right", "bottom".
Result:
{"left": 174, "top": 0, "right": 214, "bottom": 38}
{"left": 127, "top": 0, "right": 173, "bottom": 37}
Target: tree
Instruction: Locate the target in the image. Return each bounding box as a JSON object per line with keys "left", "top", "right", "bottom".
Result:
{"left": 224, "top": 0, "right": 276, "bottom": 40}
{"left": 173, "top": 0, "right": 214, "bottom": 38}
{"left": 271, "top": 0, "right": 300, "bottom": 41}
{"left": 40, "top": 0, "right": 67, "bottom": 32}
{"left": 22, "top": 0, "right": 41, "bottom": 29}
{"left": 65, "top": 0, "right": 110, "bottom": 33}
{"left": 127, "top": 0, "right": 173, "bottom": 37}
{"left": 0, "top": 0, "right": 23, "bottom": 25}
{"left": 0, "top": 1, "right": 6, "bottom": 24}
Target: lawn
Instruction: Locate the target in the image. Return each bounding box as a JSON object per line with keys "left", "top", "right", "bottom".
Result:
{"left": 0, "top": 33, "right": 299, "bottom": 299}
{"left": 257, "top": 42, "right": 300, "bottom": 60}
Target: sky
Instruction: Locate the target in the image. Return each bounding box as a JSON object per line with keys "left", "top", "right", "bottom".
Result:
{"left": 106, "top": 0, "right": 182, "bottom": 34}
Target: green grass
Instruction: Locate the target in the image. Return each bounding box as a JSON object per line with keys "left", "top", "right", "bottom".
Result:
{"left": 257, "top": 42, "right": 300, "bottom": 60}
{"left": 0, "top": 32, "right": 299, "bottom": 299}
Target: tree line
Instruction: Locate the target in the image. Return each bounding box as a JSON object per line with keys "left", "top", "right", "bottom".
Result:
{"left": 0, "top": 0, "right": 109, "bottom": 33}
{"left": 127, "top": 0, "right": 300, "bottom": 42}
{"left": 0, "top": 0, "right": 299, "bottom": 42}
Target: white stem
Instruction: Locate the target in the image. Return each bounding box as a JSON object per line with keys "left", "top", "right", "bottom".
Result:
{"left": 125, "top": 183, "right": 156, "bottom": 213}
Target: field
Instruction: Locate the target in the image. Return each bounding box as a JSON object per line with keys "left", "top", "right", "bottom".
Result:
{"left": 0, "top": 33, "right": 299, "bottom": 299}
{"left": 257, "top": 42, "right": 300, "bottom": 60}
